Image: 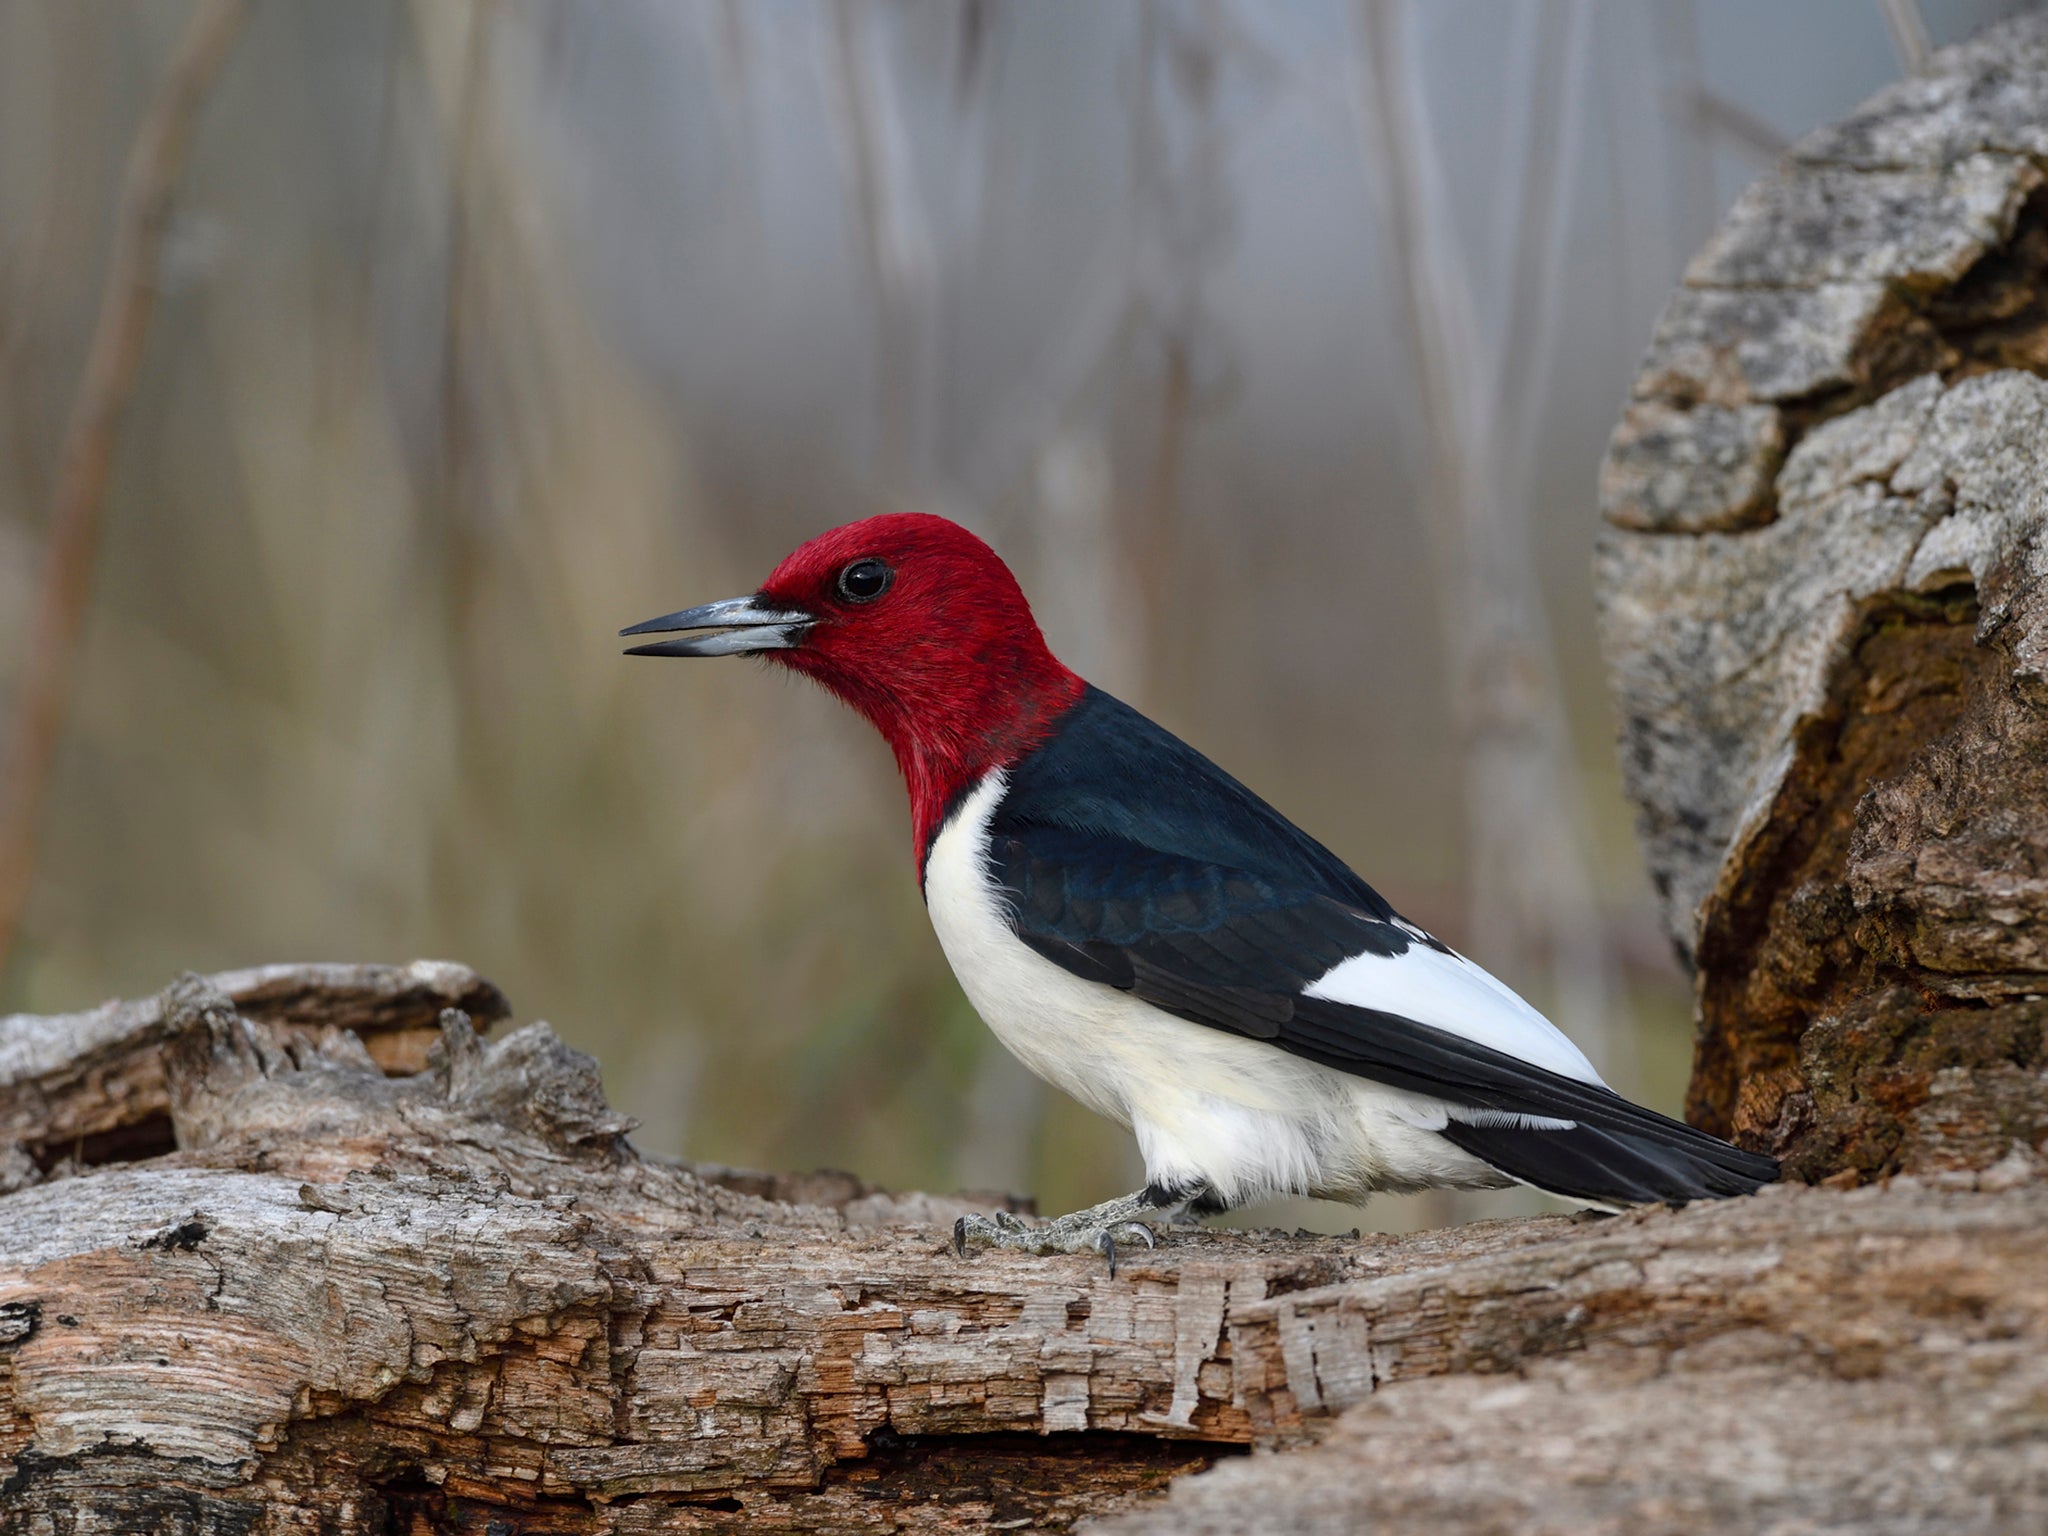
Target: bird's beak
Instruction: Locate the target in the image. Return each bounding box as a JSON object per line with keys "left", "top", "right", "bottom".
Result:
{"left": 620, "top": 595, "right": 812, "bottom": 657}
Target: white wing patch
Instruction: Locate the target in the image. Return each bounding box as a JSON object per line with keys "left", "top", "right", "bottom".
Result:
{"left": 1302, "top": 931, "right": 1606, "bottom": 1088}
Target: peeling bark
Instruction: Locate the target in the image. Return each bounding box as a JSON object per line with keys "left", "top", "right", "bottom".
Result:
{"left": 1596, "top": 13, "right": 2048, "bottom": 1180}
{"left": 0, "top": 960, "right": 509, "bottom": 1193}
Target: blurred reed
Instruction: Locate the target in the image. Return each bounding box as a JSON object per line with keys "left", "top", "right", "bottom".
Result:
{"left": 0, "top": 0, "right": 1980, "bottom": 1226}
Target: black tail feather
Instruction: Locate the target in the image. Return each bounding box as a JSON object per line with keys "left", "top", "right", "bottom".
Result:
{"left": 1441, "top": 1117, "right": 1778, "bottom": 1207}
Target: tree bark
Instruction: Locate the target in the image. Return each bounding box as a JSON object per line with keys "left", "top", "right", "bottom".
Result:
{"left": 1596, "top": 13, "right": 2048, "bottom": 1184}
{"left": 1, "top": 965, "right": 2045, "bottom": 1533}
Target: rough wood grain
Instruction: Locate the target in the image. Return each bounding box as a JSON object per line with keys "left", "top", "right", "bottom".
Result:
{"left": 1595, "top": 13, "right": 2048, "bottom": 1177}
{"left": 1, "top": 970, "right": 2045, "bottom": 1533}
{"left": 0, "top": 959, "right": 510, "bottom": 1194}
{"left": 1099, "top": 1155, "right": 2048, "bottom": 1536}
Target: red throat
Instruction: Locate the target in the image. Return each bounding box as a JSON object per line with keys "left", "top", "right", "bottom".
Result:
{"left": 753, "top": 515, "right": 1085, "bottom": 867}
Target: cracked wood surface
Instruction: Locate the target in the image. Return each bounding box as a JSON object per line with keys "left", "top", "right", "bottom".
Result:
{"left": 1, "top": 969, "right": 2045, "bottom": 1533}
{"left": 1595, "top": 14, "right": 2048, "bottom": 1176}
{"left": 0, "top": 958, "right": 511, "bottom": 1194}
{"left": 1104, "top": 1159, "right": 2048, "bottom": 1536}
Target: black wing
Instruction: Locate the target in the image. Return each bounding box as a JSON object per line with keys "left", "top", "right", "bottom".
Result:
{"left": 987, "top": 686, "right": 1404, "bottom": 917}
{"left": 986, "top": 820, "right": 1777, "bottom": 1200}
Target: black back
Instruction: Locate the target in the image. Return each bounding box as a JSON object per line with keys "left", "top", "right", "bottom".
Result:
{"left": 993, "top": 686, "right": 1402, "bottom": 920}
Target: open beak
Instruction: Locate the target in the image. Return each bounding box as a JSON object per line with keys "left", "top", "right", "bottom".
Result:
{"left": 620, "top": 595, "right": 812, "bottom": 657}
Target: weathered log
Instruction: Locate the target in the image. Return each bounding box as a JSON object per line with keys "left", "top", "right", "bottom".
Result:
{"left": 1, "top": 968, "right": 2045, "bottom": 1533}
{"left": 0, "top": 959, "right": 510, "bottom": 1194}
{"left": 1110, "top": 1165, "right": 2048, "bottom": 1535}
{"left": 1596, "top": 12, "right": 2048, "bottom": 1182}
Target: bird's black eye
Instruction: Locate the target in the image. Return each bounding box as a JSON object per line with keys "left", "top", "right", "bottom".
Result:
{"left": 835, "top": 558, "right": 894, "bottom": 604}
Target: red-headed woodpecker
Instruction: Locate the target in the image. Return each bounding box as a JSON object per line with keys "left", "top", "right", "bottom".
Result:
{"left": 625, "top": 513, "right": 1776, "bottom": 1268}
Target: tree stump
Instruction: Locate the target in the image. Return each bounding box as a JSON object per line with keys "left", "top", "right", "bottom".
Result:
{"left": 1597, "top": 13, "right": 2048, "bottom": 1185}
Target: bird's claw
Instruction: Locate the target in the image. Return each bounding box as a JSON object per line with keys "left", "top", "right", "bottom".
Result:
{"left": 951, "top": 1209, "right": 1030, "bottom": 1256}
{"left": 1093, "top": 1222, "right": 1156, "bottom": 1278}
{"left": 953, "top": 1210, "right": 1034, "bottom": 1256}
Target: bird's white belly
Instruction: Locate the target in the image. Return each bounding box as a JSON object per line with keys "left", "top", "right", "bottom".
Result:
{"left": 922, "top": 776, "right": 1509, "bottom": 1206}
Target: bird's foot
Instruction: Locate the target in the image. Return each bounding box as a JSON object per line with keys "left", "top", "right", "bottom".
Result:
{"left": 951, "top": 1212, "right": 1158, "bottom": 1276}
{"left": 951, "top": 1191, "right": 1163, "bottom": 1277}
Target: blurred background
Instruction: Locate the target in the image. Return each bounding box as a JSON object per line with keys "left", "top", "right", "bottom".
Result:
{"left": 0, "top": 0, "right": 2027, "bottom": 1229}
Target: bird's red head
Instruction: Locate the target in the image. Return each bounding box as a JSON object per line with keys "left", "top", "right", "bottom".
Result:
{"left": 623, "top": 513, "right": 1083, "bottom": 863}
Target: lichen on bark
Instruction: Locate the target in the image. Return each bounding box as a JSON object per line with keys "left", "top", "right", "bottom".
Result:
{"left": 1596, "top": 12, "right": 2048, "bottom": 1180}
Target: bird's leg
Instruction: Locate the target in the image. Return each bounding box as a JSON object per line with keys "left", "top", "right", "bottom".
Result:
{"left": 952, "top": 1181, "right": 1213, "bottom": 1276}
{"left": 1160, "top": 1181, "right": 1232, "bottom": 1227}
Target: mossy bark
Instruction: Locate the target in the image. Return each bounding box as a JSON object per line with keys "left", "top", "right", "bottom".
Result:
{"left": 1596, "top": 13, "right": 2048, "bottom": 1181}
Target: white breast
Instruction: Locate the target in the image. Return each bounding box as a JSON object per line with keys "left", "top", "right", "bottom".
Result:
{"left": 922, "top": 774, "right": 1140, "bottom": 1130}
{"left": 920, "top": 775, "right": 1510, "bottom": 1206}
